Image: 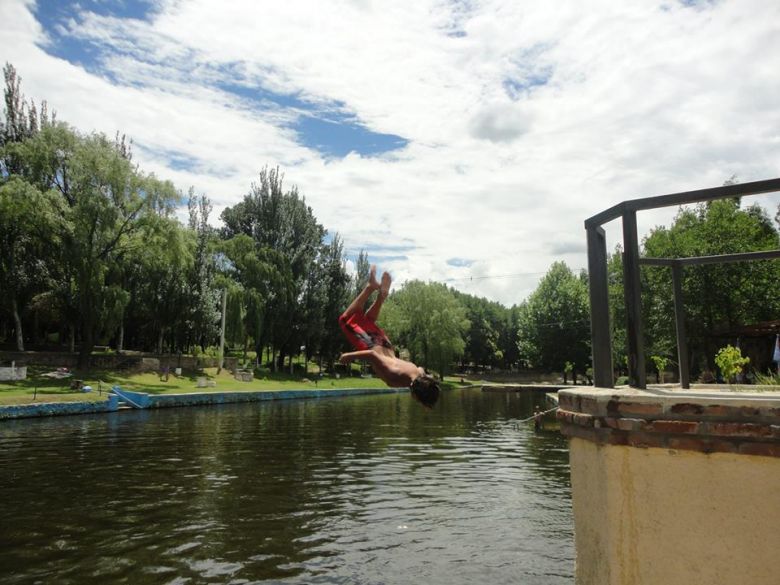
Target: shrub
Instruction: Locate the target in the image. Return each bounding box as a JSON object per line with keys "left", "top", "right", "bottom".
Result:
{"left": 650, "top": 355, "right": 669, "bottom": 384}
{"left": 714, "top": 345, "right": 750, "bottom": 384}
{"left": 564, "top": 361, "right": 574, "bottom": 383}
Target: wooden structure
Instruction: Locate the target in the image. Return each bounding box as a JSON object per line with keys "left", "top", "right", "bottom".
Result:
{"left": 584, "top": 178, "right": 780, "bottom": 389}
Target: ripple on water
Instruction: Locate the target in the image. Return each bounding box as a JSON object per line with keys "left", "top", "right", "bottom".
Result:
{"left": 0, "top": 389, "right": 573, "bottom": 584}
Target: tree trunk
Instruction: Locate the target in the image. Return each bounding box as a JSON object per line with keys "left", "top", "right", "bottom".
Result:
{"left": 254, "top": 338, "right": 264, "bottom": 367}
{"left": 117, "top": 321, "right": 124, "bottom": 354}
{"left": 78, "top": 322, "right": 94, "bottom": 369}
{"left": 11, "top": 297, "right": 24, "bottom": 351}
{"left": 32, "top": 309, "right": 40, "bottom": 346}
{"left": 77, "top": 304, "right": 98, "bottom": 368}
{"left": 69, "top": 326, "right": 75, "bottom": 353}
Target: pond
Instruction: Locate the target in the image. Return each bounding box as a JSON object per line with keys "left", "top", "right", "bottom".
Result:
{"left": 0, "top": 388, "right": 574, "bottom": 584}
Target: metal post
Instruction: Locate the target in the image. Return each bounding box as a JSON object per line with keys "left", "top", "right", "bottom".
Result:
{"left": 587, "top": 226, "right": 613, "bottom": 387}
{"left": 671, "top": 263, "right": 690, "bottom": 388}
{"left": 622, "top": 211, "right": 646, "bottom": 388}
{"left": 218, "top": 289, "right": 227, "bottom": 373}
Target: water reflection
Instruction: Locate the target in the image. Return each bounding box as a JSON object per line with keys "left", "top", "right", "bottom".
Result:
{"left": 0, "top": 388, "right": 573, "bottom": 584}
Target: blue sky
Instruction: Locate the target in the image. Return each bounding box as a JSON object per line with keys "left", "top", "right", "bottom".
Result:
{"left": 31, "top": 0, "right": 409, "bottom": 159}
{"left": 2, "top": 0, "right": 780, "bottom": 304}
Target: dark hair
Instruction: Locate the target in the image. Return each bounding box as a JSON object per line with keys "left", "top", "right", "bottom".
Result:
{"left": 410, "top": 374, "right": 440, "bottom": 408}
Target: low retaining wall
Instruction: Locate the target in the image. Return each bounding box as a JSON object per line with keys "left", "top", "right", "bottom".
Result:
{"left": 558, "top": 386, "right": 780, "bottom": 585}
{"left": 0, "top": 387, "right": 407, "bottom": 420}
{"left": 0, "top": 400, "right": 118, "bottom": 419}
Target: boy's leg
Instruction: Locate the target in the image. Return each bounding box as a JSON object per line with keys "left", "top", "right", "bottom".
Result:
{"left": 341, "top": 265, "right": 379, "bottom": 320}
{"left": 366, "top": 271, "right": 391, "bottom": 322}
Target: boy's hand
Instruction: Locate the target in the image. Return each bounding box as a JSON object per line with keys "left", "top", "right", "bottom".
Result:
{"left": 339, "top": 353, "right": 352, "bottom": 364}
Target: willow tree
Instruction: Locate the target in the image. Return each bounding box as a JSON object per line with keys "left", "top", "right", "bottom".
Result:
{"left": 381, "top": 280, "right": 469, "bottom": 378}
{"left": 0, "top": 178, "right": 64, "bottom": 349}
{"left": 8, "top": 123, "right": 178, "bottom": 365}
{"left": 219, "top": 233, "right": 293, "bottom": 365}
{"left": 0, "top": 63, "right": 60, "bottom": 350}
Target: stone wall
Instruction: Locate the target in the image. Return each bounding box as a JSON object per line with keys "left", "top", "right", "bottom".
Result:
{"left": 558, "top": 386, "right": 780, "bottom": 585}
{"left": 0, "top": 400, "right": 117, "bottom": 420}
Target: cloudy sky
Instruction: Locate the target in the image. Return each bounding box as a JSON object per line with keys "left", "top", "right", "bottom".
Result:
{"left": 2, "top": 0, "right": 779, "bottom": 305}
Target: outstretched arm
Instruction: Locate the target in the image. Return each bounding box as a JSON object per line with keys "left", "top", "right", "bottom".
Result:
{"left": 339, "top": 350, "right": 377, "bottom": 364}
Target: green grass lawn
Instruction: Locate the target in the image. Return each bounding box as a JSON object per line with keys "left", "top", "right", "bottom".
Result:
{"left": 0, "top": 365, "right": 473, "bottom": 406}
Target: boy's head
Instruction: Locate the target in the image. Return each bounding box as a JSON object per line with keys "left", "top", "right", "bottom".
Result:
{"left": 410, "top": 373, "right": 440, "bottom": 408}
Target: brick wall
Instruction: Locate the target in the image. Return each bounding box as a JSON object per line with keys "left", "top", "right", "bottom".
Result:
{"left": 557, "top": 387, "right": 780, "bottom": 457}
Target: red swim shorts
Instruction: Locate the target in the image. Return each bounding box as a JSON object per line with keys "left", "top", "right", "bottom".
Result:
{"left": 339, "top": 311, "right": 393, "bottom": 351}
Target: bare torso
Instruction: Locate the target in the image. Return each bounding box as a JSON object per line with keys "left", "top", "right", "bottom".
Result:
{"left": 368, "top": 346, "right": 423, "bottom": 388}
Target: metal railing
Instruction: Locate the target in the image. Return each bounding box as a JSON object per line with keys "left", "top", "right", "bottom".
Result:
{"left": 584, "top": 178, "right": 780, "bottom": 389}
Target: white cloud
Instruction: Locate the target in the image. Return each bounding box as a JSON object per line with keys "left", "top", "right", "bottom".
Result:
{"left": 2, "top": 0, "right": 780, "bottom": 306}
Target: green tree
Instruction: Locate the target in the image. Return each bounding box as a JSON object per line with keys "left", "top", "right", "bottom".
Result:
{"left": 315, "top": 234, "right": 352, "bottom": 371}
{"left": 501, "top": 305, "right": 523, "bottom": 370}
{"left": 219, "top": 233, "right": 293, "bottom": 365}
{"left": 380, "top": 281, "right": 469, "bottom": 378}
{"left": 1, "top": 63, "right": 53, "bottom": 174}
{"left": 607, "top": 247, "right": 627, "bottom": 377}
{"left": 518, "top": 262, "right": 591, "bottom": 381}
{"left": 0, "top": 178, "right": 63, "bottom": 349}
{"left": 451, "top": 290, "right": 510, "bottom": 371}
{"left": 123, "top": 215, "right": 192, "bottom": 353}
{"left": 352, "top": 250, "right": 371, "bottom": 311}
{"left": 8, "top": 123, "right": 178, "bottom": 365}
{"left": 221, "top": 166, "right": 325, "bottom": 370}
{"left": 0, "top": 63, "right": 60, "bottom": 350}
{"left": 642, "top": 197, "right": 780, "bottom": 373}
{"left": 185, "top": 191, "right": 221, "bottom": 352}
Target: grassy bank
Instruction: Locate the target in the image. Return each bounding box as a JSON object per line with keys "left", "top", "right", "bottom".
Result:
{"left": 0, "top": 366, "right": 472, "bottom": 406}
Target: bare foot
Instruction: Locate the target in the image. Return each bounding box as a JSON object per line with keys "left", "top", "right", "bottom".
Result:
{"left": 368, "top": 264, "right": 380, "bottom": 290}
{"left": 380, "top": 271, "right": 392, "bottom": 298}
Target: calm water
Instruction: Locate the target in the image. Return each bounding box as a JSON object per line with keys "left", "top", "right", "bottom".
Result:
{"left": 0, "top": 388, "right": 573, "bottom": 584}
